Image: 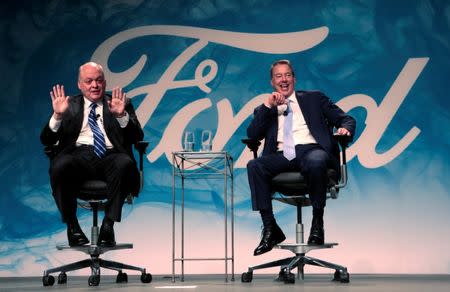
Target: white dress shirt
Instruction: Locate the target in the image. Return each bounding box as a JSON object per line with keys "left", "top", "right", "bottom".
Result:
{"left": 276, "top": 92, "right": 317, "bottom": 150}
{"left": 48, "top": 97, "right": 129, "bottom": 149}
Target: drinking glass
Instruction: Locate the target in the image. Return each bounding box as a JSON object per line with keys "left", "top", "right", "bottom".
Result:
{"left": 183, "top": 131, "right": 195, "bottom": 152}
{"left": 201, "top": 130, "right": 213, "bottom": 151}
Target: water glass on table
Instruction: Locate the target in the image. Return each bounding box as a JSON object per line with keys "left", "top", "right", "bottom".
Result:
{"left": 183, "top": 131, "right": 195, "bottom": 152}
{"left": 201, "top": 130, "right": 212, "bottom": 151}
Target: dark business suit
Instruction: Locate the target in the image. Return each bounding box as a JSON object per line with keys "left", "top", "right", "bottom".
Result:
{"left": 246, "top": 90, "right": 355, "bottom": 211}
{"left": 40, "top": 94, "right": 144, "bottom": 223}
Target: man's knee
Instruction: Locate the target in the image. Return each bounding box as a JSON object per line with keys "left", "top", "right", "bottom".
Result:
{"left": 247, "top": 158, "right": 265, "bottom": 176}
{"left": 50, "top": 155, "right": 76, "bottom": 178}
{"left": 306, "top": 150, "right": 328, "bottom": 166}
{"left": 113, "top": 155, "right": 135, "bottom": 172}
{"left": 247, "top": 159, "right": 258, "bottom": 171}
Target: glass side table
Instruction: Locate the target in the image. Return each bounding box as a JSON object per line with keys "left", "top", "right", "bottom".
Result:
{"left": 171, "top": 151, "right": 234, "bottom": 282}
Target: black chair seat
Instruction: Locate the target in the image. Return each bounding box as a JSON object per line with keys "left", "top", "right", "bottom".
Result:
{"left": 78, "top": 180, "right": 109, "bottom": 200}
{"left": 271, "top": 169, "right": 337, "bottom": 197}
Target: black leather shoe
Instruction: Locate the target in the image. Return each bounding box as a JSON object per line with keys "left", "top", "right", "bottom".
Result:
{"left": 308, "top": 208, "right": 325, "bottom": 245}
{"left": 67, "top": 222, "right": 89, "bottom": 247}
{"left": 307, "top": 225, "right": 324, "bottom": 245}
{"left": 98, "top": 222, "right": 116, "bottom": 247}
{"left": 253, "top": 223, "right": 286, "bottom": 256}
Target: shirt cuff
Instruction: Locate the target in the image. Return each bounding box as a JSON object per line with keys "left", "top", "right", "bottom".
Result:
{"left": 49, "top": 115, "right": 62, "bottom": 132}
{"left": 116, "top": 111, "right": 129, "bottom": 128}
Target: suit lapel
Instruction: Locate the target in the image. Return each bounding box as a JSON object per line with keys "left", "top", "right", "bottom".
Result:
{"left": 71, "top": 95, "right": 84, "bottom": 133}
{"left": 102, "top": 96, "right": 122, "bottom": 148}
{"left": 102, "top": 97, "right": 112, "bottom": 134}
{"left": 295, "top": 91, "right": 312, "bottom": 126}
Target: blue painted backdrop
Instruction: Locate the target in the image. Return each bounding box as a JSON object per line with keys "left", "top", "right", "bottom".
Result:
{"left": 0, "top": 0, "right": 449, "bottom": 275}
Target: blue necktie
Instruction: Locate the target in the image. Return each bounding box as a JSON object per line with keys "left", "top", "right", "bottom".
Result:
{"left": 283, "top": 101, "right": 296, "bottom": 161}
{"left": 88, "top": 103, "right": 106, "bottom": 158}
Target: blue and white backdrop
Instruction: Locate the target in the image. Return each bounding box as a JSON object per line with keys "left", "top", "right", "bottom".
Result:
{"left": 0, "top": 0, "right": 449, "bottom": 276}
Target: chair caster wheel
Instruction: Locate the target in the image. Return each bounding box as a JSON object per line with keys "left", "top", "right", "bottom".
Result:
{"left": 333, "top": 270, "right": 350, "bottom": 283}
{"left": 88, "top": 275, "right": 100, "bottom": 286}
{"left": 42, "top": 275, "right": 55, "bottom": 286}
{"left": 276, "top": 269, "right": 295, "bottom": 284}
{"left": 57, "top": 272, "right": 67, "bottom": 284}
{"left": 141, "top": 273, "right": 152, "bottom": 283}
{"left": 116, "top": 271, "right": 128, "bottom": 283}
{"left": 241, "top": 271, "right": 253, "bottom": 283}
{"left": 283, "top": 272, "right": 295, "bottom": 284}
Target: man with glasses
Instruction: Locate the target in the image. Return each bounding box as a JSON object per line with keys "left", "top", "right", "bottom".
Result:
{"left": 246, "top": 60, "right": 356, "bottom": 256}
{"left": 40, "top": 62, "right": 143, "bottom": 248}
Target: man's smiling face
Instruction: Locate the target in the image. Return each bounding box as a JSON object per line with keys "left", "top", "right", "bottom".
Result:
{"left": 271, "top": 63, "right": 296, "bottom": 97}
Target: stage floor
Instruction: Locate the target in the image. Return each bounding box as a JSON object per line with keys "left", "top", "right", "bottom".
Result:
{"left": 1, "top": 274, "right": 449, "bottom": 291}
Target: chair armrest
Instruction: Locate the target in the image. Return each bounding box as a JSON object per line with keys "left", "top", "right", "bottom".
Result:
{"left": 332, "top": 134, "right": 353, "bottom": 189}
{"left": 333, "top": 134, "right": 352, "bottom": 165}
{"left": 44, "top": 145, "right": 54, "bottom": 157}
{"left": 134, "top": 141, "right": 149, "bottom": 194}
{"left": 333, "top": 134, "right": 351, "bottom": 149}
{"left": 44, "top": 144, "right": 59, "bottom": 159}
{"left": 241, "top": 138, "right": 261, "bottom": 159}
{"left": 134, "top": 141, "right": 149, "bottom": 171}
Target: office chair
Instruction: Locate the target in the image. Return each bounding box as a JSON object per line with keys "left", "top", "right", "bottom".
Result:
{"left": 42, "top": 141, "right": 152, "bottom": 287}
{"left": 241, "top": 135, "right": 351, "bottom": 284}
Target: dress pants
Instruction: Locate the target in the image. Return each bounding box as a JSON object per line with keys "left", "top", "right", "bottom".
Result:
{"left": 49, "top": 145, "right": 139, "bottom": 223}
{"left": 246, "top": 144, "right": 338, "bottom": 211}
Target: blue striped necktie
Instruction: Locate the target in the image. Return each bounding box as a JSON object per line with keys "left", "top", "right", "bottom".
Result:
{"left": 88, "top": 103, "right": 106, "bottom": 158}
{"left": 283, "top": 100, "right": 296, "bottom": 161}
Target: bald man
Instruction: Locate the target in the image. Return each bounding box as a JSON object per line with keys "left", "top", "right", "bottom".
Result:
{"left": 40, "top": 62, "right": 143, "bottom": 247}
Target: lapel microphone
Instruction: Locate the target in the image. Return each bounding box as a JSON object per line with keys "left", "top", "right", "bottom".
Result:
{"left": 95, "top": 114, "right": 100, "bottom": 120}
{"left": 282, "top": 100, "right": 290, "bottom": 116}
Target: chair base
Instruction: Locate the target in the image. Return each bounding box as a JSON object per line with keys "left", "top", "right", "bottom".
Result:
{"left": 241, "top": 243, "right": 349, "bottom": 284}
{"left": 56, "top": 243, "right": 134, "bottom": 254}
{"left": 43, "top": 243, "right": 152, "bottom": 286}
{"left": 276, "top": 242, "right": 337, "bottom": 254}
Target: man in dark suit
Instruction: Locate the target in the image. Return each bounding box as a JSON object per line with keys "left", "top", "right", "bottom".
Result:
{"left": 40, "top": 62, "right": 144, "bottom": 247}
{"left": 247, "top": 59, "right": 356, "bottom": 256}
